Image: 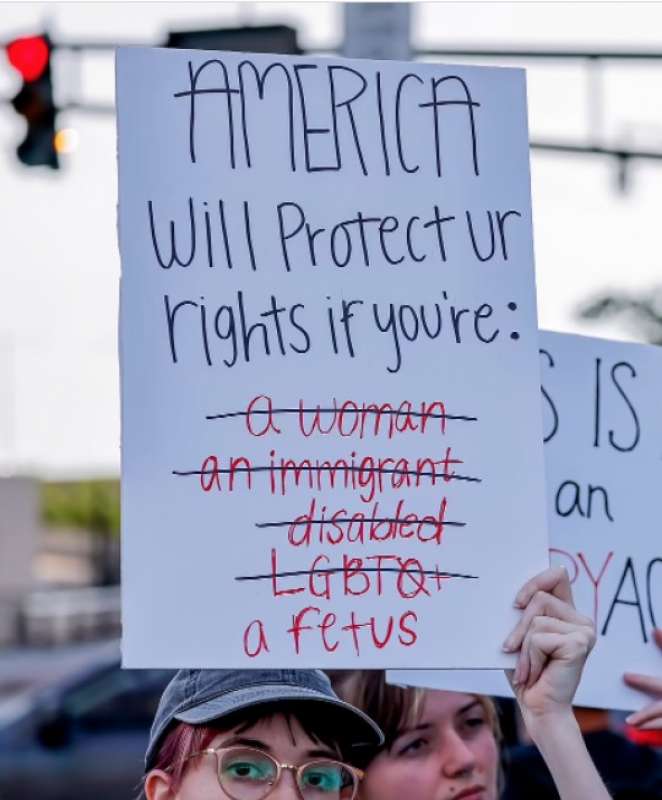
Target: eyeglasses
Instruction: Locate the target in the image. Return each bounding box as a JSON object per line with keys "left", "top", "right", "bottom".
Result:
{"left": 186, "top": 745, "right": 364, "bottom": 800}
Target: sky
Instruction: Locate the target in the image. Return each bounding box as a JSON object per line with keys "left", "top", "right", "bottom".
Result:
{"left": 2, "top": 1, "right": 662, "bottom": 477}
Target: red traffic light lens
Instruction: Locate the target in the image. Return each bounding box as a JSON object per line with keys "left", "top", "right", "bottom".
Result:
{"left": 7, "top": 36, "right": 50, "bottom": 82}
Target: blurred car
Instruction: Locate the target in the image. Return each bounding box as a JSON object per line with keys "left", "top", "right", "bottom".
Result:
{"left": 0, "top": 648, "right": 172, "bottom": 800}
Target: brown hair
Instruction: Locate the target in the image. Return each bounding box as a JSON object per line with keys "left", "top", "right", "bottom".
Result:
{"left": 329, "top": 670, "right": 501, "bottom": 751}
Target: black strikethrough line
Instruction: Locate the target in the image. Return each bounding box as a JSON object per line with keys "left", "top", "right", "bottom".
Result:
{"left": 255, "top": 517, "right": 466, "bottom": 529}
{"left": 172, "top": 465, "right": 482, "bottom": 483}
{"left": 235, "top": 566, "right": 479, "bottom": 582}
{"left": 206, "top": 407, "right": 478, "bottom": 423}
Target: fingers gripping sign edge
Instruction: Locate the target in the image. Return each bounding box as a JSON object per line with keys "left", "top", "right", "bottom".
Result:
{"left": 514, "top": 566, "right": 574, "bottom": 609}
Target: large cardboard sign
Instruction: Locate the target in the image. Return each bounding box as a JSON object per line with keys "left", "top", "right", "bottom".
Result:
{"left": 117, "top": 46, "right": 547, "bottom": 667}
{"left": 389, "top": 331, "right": 662, "bottom": 710}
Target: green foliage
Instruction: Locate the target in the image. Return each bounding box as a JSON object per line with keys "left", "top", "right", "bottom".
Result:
{"left": 41, "top": 479, "right": 120, "bottom": 538}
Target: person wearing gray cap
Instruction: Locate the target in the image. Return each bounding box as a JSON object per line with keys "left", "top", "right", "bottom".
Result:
{"left": 141, "top": 667, "right": 383, "bottom": 799}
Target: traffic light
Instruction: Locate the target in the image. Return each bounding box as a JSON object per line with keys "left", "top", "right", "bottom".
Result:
{"left": 6, "top": 34, "right": 59, "bottom": 168}
{"left": 165, "top": 24, "right": 301, "bottom": 55}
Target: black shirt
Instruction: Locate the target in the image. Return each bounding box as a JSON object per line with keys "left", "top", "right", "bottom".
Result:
{"left": 502, "top": 730, "right": 662, "bottom": 800}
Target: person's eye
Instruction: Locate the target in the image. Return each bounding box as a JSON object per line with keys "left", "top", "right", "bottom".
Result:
{"left": 301, "top": 766, "right": 343, "bottom": 792}
{"left": 224, "top": 761, "right": 272, "bottom": 781}
{"left": 462, "top": 716, "right": 487, "bottom": 732}
{"left": 397, "top": 737, "right": 429, "bottom": 756}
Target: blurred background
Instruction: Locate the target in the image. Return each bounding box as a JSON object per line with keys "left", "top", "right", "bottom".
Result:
{"left": 1, "top": 2, "right": 662, "bottom": 798}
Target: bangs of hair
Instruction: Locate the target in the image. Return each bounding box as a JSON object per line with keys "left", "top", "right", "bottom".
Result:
{"left": 222, "top": 700, "right": 350, "bottom": 757}
{"left": 328, "top": 670, "right": 424, "bottom": 747}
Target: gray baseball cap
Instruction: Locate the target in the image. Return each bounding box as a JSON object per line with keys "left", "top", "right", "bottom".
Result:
{"left": 145, "top": 668, "right": 384, "bottom": 770}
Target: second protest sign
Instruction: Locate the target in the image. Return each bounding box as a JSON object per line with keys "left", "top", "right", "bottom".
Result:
{"left": 389, "top": 331, "right": 662, "bottom": 710}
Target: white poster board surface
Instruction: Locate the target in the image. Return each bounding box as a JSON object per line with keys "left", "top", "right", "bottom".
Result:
{"left": 117, "top": 46, "right": 547, "bottom": 667}
{"left": 389, "top": 331, "right": 662, "bottom": 710}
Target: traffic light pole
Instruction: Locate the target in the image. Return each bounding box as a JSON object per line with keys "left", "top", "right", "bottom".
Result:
{"left": 6, "top": 33, "right": 662, "bottom": 173}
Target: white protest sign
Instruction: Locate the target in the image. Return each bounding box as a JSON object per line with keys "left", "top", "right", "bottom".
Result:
{"left": 117, "top": 46, "right": 547, "bottom": 667}
{"left": 388, "top": 331, "right": 662, "bottom": 710}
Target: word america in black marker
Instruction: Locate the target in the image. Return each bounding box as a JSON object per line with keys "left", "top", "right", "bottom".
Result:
{"left": 172, "top": 58, "right": 481, "bottom": 178}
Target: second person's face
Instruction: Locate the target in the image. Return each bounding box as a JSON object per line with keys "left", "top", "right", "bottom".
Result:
{"left": 359, "top": 691, "right": 499, "bottom": 800}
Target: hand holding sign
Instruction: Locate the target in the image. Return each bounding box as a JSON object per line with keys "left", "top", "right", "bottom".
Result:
{"left": 505, "top": 568, "right": 610, "bottom": 800}
{"left": 503, "top": 566, "right": 596, "bottom": 723}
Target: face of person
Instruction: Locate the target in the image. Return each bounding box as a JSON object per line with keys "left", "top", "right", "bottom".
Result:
{"left": 146, "top": 713, "right": 350, "bottom": 800}
{"left": 359, "top": 691, "right": 499, "bottom": 800}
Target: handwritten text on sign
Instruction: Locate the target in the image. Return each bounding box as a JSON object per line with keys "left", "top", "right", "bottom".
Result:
{"left": 117, "top": 47, "right": 547, "bottom": 667}
{"left": 388, "top": 331, "right": 662, "bottom": 710}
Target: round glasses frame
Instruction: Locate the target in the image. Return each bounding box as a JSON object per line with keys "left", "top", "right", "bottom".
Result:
{"left": 186, "top": 745, "right": 364, "bottom": 800}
